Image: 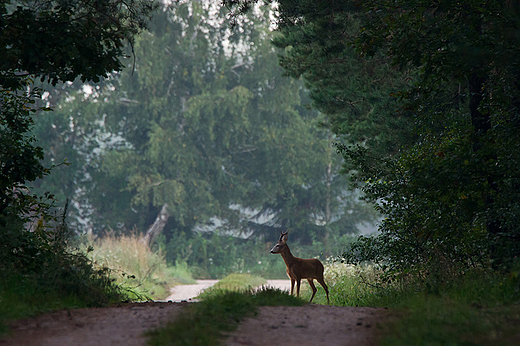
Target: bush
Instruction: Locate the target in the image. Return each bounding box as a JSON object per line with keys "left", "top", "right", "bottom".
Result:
{"left": 0, "top": 210, "right": 126, "bottom": 334}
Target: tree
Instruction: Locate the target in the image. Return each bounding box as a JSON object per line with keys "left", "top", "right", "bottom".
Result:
{"left": 353, "top": 0, "right": 520, "bottom": 269}
{"left": 0, "top": 0, "right": 157, "bottom": 228}
{"left": 0, "top": 0, "right": 157, "bottom": 298}
{"left": 31, "top": 1, "right": 376, "bottom": 253}
{"left": 224, "top": 0, "right": 520, "bottom": 271}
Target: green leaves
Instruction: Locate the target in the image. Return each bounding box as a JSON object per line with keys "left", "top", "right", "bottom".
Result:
{"left": 264, "top": 0, "right": 520, "bottom": 273}
{"left": 0, "top": 1, "right": 157, "bottom": 86}
{"left": 29, "top": 1, "right": 375, "bottom": 249}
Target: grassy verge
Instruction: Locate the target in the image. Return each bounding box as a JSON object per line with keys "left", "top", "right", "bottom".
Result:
{"left": 378, "top": 272, "right": 520, "bottom": 346}
{"left": 0, "top": 255, "right": 127, "bottom": 336}
{"left": 81, "top": 234, "right": 196, "bottom": 300}
{"left": 147, "top": 287, "right": 305, "bottom": 346}
{"left": 298, "top": 262, "right": 384, "bottom": 306}
{"left": 300, "top": 262, "right": 520, "bottom": 345}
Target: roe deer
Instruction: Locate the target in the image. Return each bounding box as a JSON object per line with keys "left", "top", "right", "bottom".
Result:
{"left": 270, "top": 231, "right": 329, "bottom": 304}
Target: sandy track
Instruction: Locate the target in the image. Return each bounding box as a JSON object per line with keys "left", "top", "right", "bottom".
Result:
{"left": 162, "top": 280, "right": 220, "bottom": 302}
{"left": 0, "top": 302, "right": 188, "bottom": 346}
{"left": 226, "top": 305, "right": 391, "bottom": 346}
{"left": 1, "top": 280, "right": 390, "bottom": 346}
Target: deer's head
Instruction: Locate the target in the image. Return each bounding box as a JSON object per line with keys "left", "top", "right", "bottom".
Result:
{"left": 270, "top": 231, "right": 288, "bottom": 254}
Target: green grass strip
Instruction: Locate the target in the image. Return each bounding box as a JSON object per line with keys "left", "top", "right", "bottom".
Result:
{"left": 147, "top": 287, "right": 305, "bottom": 346}
{"left": 197, "top": 273, "right": 266, "bottom": 300}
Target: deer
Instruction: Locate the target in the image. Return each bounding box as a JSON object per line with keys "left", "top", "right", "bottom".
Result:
{"left": 270, "top": 231, "right": 329, "bottom": 304}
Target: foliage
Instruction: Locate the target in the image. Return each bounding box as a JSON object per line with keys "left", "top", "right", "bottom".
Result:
{"left": 0, "top": 82, "right": 50, "bottom": 228}
{"left": 0, "top": 210, "right": 127, "bottom": 334}
{"left": 161, "top": 230, "right": 360, "bottom": 279}
{"left": 147, "top": 287, "right": 305, "bottom": 346}
{"left": 0, "top": 0, "right": 157, "bottom": 87}
{"left": 1, "top": 0, "right": 157, "bottom": 215}
{"left": 225, "top": 0, "right": 520, "bottom": 274}
{"left": 1, "top": 0, "right": 156, "bottom": 219}
{"left": 342, "top": 0, "right": 520, "bottom": 271}
{"left": 271, "top": 2, "right": 415, "bottom": 161}
{"left": 81, "top": 233, "right": 195, "bottom": 300}
{"left": 31, "top": 2, "right": 376, "bottom": 253}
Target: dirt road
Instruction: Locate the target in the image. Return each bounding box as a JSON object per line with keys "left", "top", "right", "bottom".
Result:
{"left": 0, "top": 281, "right": 391, "bottom": 346}
{"left": 161, "top": 279, "right": 220, "bottom": 302}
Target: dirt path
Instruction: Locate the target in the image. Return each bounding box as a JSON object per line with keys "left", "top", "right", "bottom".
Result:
{"left": 226, "top": 305, "right": 391, "bottom": 346}
{"left": 0, "top": 302, "right": 188, "bottom": 346}
{"left": 1, "top": 281, "right": 392, "bottom": 346}
{"left": 162, "top": 279, "right": 220, "bottom": 302}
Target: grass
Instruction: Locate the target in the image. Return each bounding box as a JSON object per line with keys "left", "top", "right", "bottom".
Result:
{"left": 147, "top": 287, "right": 305, "bottom": 346}
{"left": 298, "top": 261, "right": 384, "bottom": 306}
{"left": 197, "top": 273, "right": 266, "bottom": 299}
{"left": 81, "top": 234, "right": 196, "bottom": 300}
{"left": 0, "top": 253, "right": 126, "bottom": 336}
{"left": 299, "top": 262, "right": 520, "bottom": 345}
{"left": 378, "top": 271, "right": 520, "bottom": 346}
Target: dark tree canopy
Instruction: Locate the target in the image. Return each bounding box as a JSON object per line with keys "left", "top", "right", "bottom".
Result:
{"left": 0, "top": 0, "right": 157, "bottom": 224}
{"left": 0, "top": 0, "right": 157, "bottom": 87}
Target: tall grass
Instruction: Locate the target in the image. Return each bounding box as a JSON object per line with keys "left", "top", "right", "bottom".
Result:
{"left": 81, "top": 234, "right": 196, "bottom": 300}
{"left": 297, "top": 262, "right": 387, "bottom": 306}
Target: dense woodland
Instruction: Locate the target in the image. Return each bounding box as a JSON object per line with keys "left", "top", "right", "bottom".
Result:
{"left": 228, "top": 0, "right": 520, "bottom": 275}
{"left": 1, "top": 0, "right": 520, "bottom": 333}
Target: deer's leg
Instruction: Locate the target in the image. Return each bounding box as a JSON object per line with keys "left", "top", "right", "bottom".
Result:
{"left": 316, "top": 275, "right": 330, "bottom": 305}
{"left": 307, "top": 279, "right": 317, "bottom": 303}
{"left": 296, "top": 279, "right": 301, "bottom": 297}
{"left": 290, "top": 279, "right": 295, "bottom": 296}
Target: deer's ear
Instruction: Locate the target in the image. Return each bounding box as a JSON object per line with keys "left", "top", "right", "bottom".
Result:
{"left": 282, "top": 233, "right": 288, "bottom": 242}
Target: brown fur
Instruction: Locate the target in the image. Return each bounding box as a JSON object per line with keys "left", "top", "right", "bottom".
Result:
{"left": 270, "top": 231, "right": 329, "bottom": 304}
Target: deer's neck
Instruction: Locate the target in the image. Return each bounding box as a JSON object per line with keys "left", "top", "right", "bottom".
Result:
{"left": 280, "top": 245, "right": 298, "bottom": 267}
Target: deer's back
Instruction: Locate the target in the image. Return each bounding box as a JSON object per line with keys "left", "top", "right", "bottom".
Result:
{"left": 288, "top": 257, "right": 324, "bottom": 279}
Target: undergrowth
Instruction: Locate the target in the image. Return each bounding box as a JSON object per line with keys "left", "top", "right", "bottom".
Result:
{"left": 81, "top": 234, "right": 196, "bottom": 300}
{"left": 301, "top": 262, "right": 520, "bottom": 345}
{"left": 0, "top": 213, "right": 127, "bottom": 335}
{"left": 378, "top": 270, "right": 520, "bottom": 346}
{"left": 147, "top": 287, "right": 305, "bottom": 346}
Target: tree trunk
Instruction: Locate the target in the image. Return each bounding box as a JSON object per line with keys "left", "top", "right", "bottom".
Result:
{"left": 140, "top": 203, "right": 170, "bottom": 247}
{"left": 323, "top": 131, "right": 333, "bottom": 257}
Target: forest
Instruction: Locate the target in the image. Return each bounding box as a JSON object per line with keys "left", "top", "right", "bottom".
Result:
{"left": 1, "top": 0, "right": 520, "bottom": 345}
